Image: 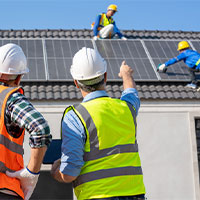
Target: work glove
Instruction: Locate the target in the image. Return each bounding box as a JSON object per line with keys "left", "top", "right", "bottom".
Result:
{"left": 6, "top": 167, "right": 39, "bottom": 200}
{"left": 121, "top": 36, "right": 127, "bottom": 41}
{"left": 157, "top": 63, "right": 167, "bottom": 73}
{"left": 93, "top": 36, "right": 98, "bottom": 41}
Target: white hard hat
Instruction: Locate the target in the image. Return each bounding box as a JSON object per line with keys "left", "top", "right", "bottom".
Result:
{"left": 70, "top": 47, "right": 107, "bottom": 80}
{"left": 0, "top": 43, "right": 29, "bottom": 75}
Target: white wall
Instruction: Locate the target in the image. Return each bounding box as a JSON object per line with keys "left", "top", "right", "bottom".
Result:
{"left": 138, "top": 102, "right": 200, "bottom": 200}
{"left": 23, "top": 101, "right": 200, "bottom": 200}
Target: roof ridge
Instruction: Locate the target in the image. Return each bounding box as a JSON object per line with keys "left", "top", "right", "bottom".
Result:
{"left": 0, "top": 29, "right": 199, "bottom": 39}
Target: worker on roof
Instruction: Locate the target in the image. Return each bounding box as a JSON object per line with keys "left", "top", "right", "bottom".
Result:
{"left": 157, "top": 41, "right": 200, "bottom": 89}
{"left": 51, "top": 47, "right": 146, "bottom": 200}
{"left": 0, "top": 43, "right": 52, "bottom": 200}
{"left": 92, "top": 4, "right": 127, "bottom": 40}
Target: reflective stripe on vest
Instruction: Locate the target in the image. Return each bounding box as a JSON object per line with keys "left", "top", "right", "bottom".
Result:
{"left": 74, "top": 166, "right": 142, "bottom": 187}
{"left": 0, "top": 87, "right": 17, "bottom": 114}
{"left": 0, "top": 161, "right": 15, "bottom": 173}
{"left": 196, "top": 58, "right": 200, "bottom": 66}
{"left": 0, "top": 134, "right": 24, "bottom": 155}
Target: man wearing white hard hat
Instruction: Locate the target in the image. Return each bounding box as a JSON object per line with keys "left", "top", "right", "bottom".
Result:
{"left": 51, "top": 47, "right": 145, "bottom": 200}
{"left": 92, "top": 4, "right": 127, "bottom": 40}
{"left": 0, "top": 43, "right": 52, "bottom": 200}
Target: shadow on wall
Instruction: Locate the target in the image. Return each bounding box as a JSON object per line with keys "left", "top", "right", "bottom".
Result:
{"left": 31, "top": 171, "right": 73, "bottom": 200}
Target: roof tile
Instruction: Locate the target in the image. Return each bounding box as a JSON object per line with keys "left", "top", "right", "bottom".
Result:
{"left": 0, "top": 29, "right": 199, "bottom": 40}
{"left": 18, "top": 82, "right": 200, "bottom": 101}
{"left": 0, "top": 29, "right": 199, "bottom": 101}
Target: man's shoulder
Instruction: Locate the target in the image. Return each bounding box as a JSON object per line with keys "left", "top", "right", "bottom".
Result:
{"left": 7, "top": 90, "right": 27, "bottom": 106}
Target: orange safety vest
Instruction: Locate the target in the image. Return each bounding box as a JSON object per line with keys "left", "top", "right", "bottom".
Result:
{"left": 0, "top": 85, "right": 25, "bottom": 199}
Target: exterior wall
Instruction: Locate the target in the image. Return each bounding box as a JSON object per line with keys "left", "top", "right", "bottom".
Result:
{"left": 23, "top": 100, "right": 200, "bottom": 200}
{"left": 138, "top": 102, "right": 200, "bottom": 200}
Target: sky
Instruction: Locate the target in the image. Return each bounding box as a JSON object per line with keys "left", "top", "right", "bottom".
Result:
{"left": 0, "top": 0, "right": 199, "bottom": 32}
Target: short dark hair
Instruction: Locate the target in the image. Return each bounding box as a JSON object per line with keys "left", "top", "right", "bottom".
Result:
{"left": 77, "top": 78, "right": 105, "bottom": 92}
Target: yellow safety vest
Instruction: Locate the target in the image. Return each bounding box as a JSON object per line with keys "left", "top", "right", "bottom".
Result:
{"left": 63, "top": 97, "right": 145, "bottom": 200}
{"left": 100, "top": 13, "right": 114, "bottom": 27}
{"left": 91, "top": 13, "right": 114, "bottom": 30}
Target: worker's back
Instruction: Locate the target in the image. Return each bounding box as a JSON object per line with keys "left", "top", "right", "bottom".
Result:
{"left": 72, "top": 97, "right": 145, "bottom": 200}
{"left": 180, "top": 49, "right": 200, "bottom": 68}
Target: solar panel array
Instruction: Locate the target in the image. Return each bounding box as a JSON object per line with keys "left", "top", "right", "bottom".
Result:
{"left": 0, "top": 38, "right": 199, "bottom": 82}
{"left": 96, "top": 40, "right": 158, "bottom": 81}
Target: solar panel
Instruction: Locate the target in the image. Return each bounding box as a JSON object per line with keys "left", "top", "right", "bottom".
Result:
{"left": 95, "top": 40, "right": 158, "bottom": 81}
{"left": 190, "top": 41, "right": 200, "bottom": 52}
{"left": 144, "top": 40, "right": 191, "bottom": 81}
{"left": 0, "top": 39, "right": 46, "bottom": 81}
{"left": 45, "top": 39, "right": 93, "bottom": 80}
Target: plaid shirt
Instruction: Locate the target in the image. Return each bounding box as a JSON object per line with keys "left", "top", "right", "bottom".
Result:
{"left": 5, "top": 89, "right": 52, "bottom": 148}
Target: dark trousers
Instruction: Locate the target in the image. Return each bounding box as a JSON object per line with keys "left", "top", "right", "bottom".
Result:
{"left": 0, "top": 192, "right": 22, "bottom": 199}
{"left": 90, "top": 194, "right": 146, "bottom": 200}
{"left": 188, "top": 67, "right": 200, "bottom": 84}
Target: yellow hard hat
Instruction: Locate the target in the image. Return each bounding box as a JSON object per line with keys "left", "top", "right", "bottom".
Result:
{"left": 177, "top": 41, "right": 190, "bottom": 51}
{"left": 107, "top": 4, "right": 117, "bottom": 12}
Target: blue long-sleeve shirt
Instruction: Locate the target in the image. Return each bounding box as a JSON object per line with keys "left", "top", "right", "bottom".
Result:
{"left": 165, "top": 49, "right": 200, "bottom": 69}
{"left": 93, "top": 13, "right": 123, "bottom": 38}
{"left": 60, "top": 88, "right": 140, "bottom": 176}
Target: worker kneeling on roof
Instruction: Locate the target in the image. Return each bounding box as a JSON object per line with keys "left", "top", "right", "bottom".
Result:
{"left": 51, "top": 47, "right": 146, "bottom": 200}
{"left": 92, "top": 4, "right": 127, "bottom": 40}
{"left": 157, "top": 41, "right": 200, "bottom": 89}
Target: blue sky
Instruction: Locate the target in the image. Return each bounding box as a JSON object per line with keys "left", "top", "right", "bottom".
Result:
{"left": 0, "top": 0, "right": 199, "bottom": 31}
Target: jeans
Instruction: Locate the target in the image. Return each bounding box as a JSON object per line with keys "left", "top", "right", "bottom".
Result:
{"left": 90, "top": 194, "right": 146, "bottom": 200}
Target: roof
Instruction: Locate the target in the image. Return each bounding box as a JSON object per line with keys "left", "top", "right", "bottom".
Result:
{"left": 21, "top": 82, "right": 200, "bottom": 101}
{"left": 2, "top": 29, "right": 200, "bottom": 101}
{"left": 1, "top": 29, "right": 200, "bottom": 40}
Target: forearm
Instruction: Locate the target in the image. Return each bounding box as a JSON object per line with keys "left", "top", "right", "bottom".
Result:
{"left": 51, "top": 159, "right": 76, "bottom": 183}
{"left": 122, "top": 74, "right": 136, "bottom": 90}
{"left": 27, "top": 147, "right": 47, "bottom": 173}
{"left": 53, "top": 169, "right": 75, "bottom": 183}
{"left": 113, "top": 22, "right": 123, "bottom": 38}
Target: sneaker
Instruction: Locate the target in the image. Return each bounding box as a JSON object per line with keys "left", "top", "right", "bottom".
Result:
{"left": 186, "top": 83, "right": 197, "bottom": 89}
